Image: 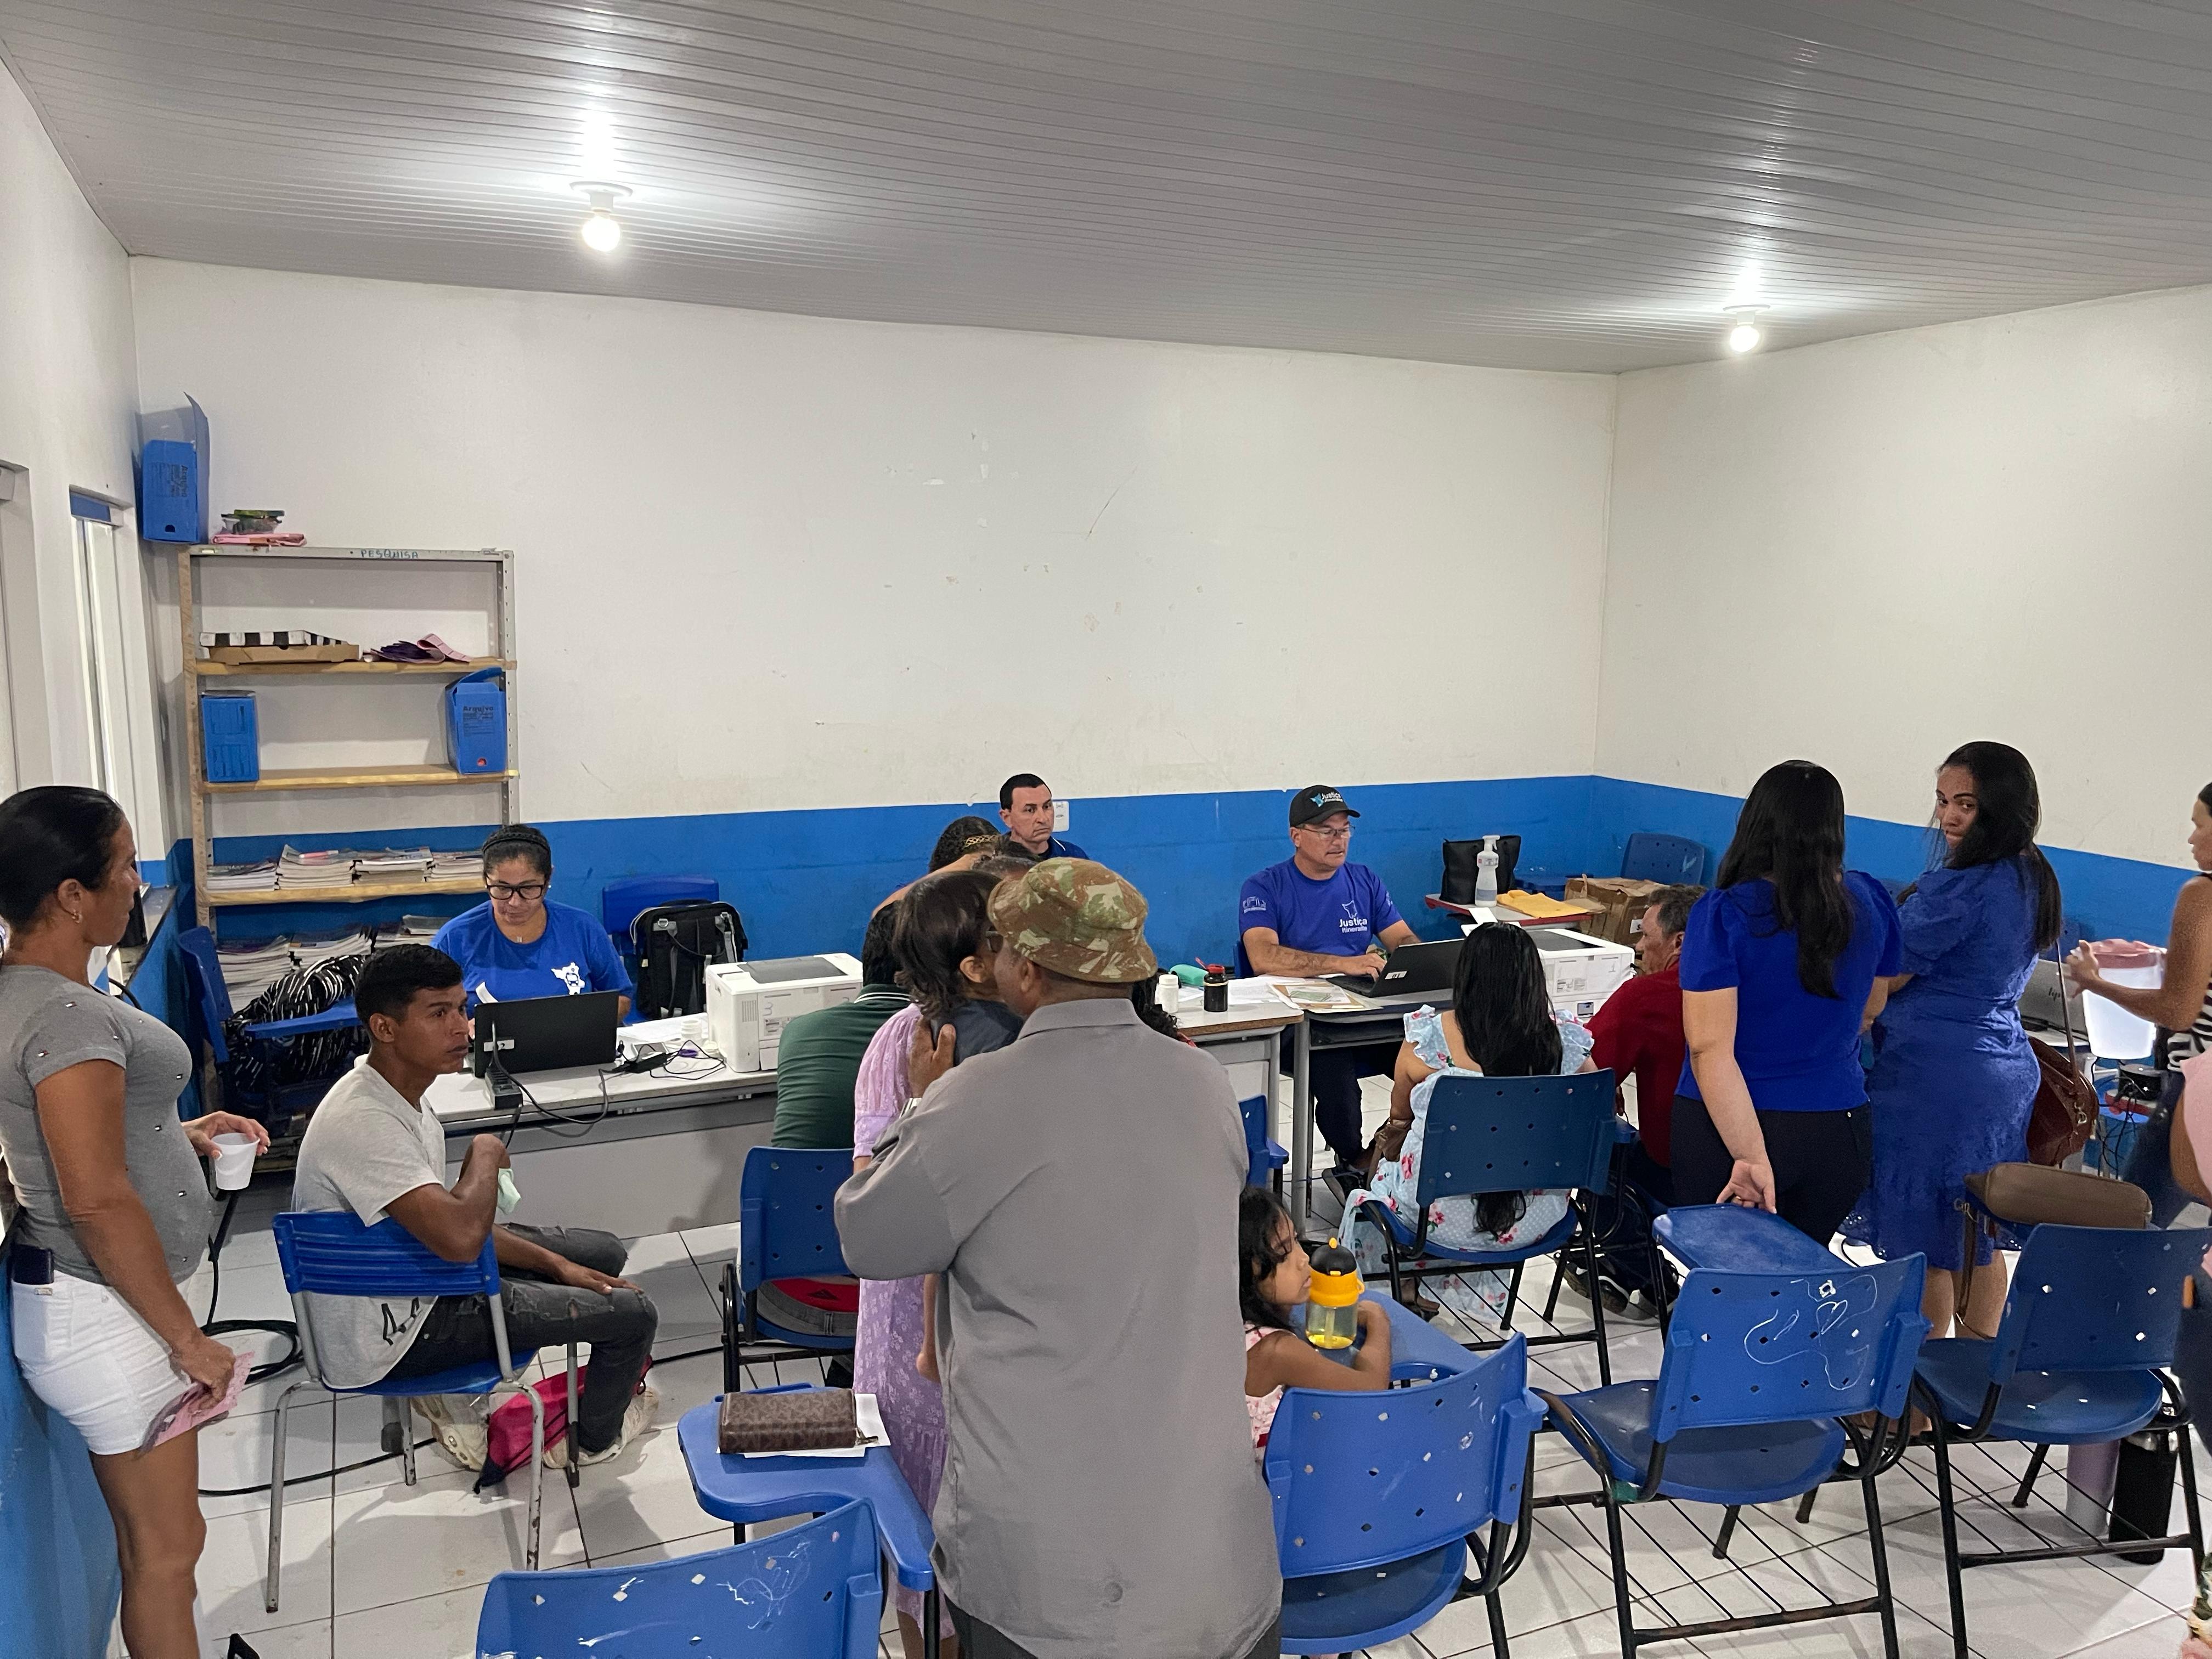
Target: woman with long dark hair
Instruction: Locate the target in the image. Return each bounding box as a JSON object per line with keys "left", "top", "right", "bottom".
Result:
{"left": 1846, "top": 743, "right": 2062, "bottom": 1336}
{"left": 0, "top": 787, "right": 268, "bottom": 1658}
{"left": 1356, "top": 923, "right": 1595, "bottom": 1265}
{"left": 1677, "top": 761, "right": 1903, "bottom": 1242}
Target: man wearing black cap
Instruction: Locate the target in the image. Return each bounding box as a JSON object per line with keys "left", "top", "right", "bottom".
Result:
{"left": 1238, "top": 785, "right": 1419, "bottom": 1178}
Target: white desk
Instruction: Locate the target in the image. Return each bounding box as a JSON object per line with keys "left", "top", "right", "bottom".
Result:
{"left": 427, "top": 1054, "right": 776, "bottom": 1237}
{"left": 422, "top": 1002, "right": 1305, "bottom": 1238}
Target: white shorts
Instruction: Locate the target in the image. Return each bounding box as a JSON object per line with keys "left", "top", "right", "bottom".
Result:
{"left": 12, "top": 1271, "right": 191, "bottom": 1455}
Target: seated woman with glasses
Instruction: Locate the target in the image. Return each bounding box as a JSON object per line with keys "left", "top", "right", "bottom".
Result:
{"left": 430, "top": 825, "right": 632, "bottom": 1017}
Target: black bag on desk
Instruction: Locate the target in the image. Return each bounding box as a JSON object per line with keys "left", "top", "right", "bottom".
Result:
{"left": 630, "top": 901, "right": 747, "bottom": 1018}
{"left": 1440, "top": 835, "right": 1520, "bottom": 904}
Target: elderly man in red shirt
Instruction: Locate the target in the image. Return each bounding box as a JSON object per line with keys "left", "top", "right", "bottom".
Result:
{"left": 1559, "top": 882, "right": 1703, "bottom": 1322}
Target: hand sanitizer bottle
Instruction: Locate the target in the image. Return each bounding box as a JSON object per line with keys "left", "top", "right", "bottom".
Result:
{"left": 1473, "top": 835, "right": 1501, "bottom": 907}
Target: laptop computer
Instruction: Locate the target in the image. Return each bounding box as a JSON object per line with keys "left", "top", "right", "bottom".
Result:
{"left": 471, "top": 991, "right": 622, "bottom": 1077}
{"left": 1321, "top": 937, "right": 1463, "bottom": 1005}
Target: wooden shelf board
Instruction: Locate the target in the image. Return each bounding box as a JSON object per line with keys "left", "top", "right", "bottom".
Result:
{"left": 200, "top": 764, "right": 514, "bottom": 793}
{"left": 190, "top": 657, "right": 511, "bottom": 678}
{"left": 206, "top": 875, "right": 485, "bottom": 909}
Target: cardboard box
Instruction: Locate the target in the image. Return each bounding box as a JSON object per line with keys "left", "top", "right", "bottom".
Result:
{"left": 1564, "top": 876, "right": 1666, "bottom": 946}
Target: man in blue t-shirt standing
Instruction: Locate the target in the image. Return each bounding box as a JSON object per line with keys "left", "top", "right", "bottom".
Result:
{"left": 1238, "top": 785, "right": 1419, "bottom": 1180}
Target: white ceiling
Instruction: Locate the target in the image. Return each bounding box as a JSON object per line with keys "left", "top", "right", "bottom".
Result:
{"left": 7, "top": 0, "right": 2212, "bottom": 371}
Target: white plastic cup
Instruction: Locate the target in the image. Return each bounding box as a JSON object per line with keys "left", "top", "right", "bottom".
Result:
{"left": 209, "top": 1132, "right": 258, "bottom": 1192}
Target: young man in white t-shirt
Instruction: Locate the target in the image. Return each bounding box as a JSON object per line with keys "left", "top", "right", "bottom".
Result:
{"left": 292, "top": 945, "right": 658, "bottom": 1465}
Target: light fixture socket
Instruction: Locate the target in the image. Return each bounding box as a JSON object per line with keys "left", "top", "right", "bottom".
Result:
{"left": 1723, "top": 303, "right": 1765, "bottom": 354}
{"left": 571, "top": 180, "right": 633, "bottom": 214}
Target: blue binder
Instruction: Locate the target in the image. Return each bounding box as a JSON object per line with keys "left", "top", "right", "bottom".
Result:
{"left": 446, "top": 669, "right": 506, "bottom": 775}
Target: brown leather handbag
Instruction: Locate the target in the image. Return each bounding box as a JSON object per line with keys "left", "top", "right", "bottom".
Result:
{"left": 716, "top": 1387, "right": 860, "bottom": 1455}
{"left": 2025, "top": 1034, "right": 2098, "bottom": 1167}
{"left": 1956, "top": 1162, "right": 2153, "bottom": 1319}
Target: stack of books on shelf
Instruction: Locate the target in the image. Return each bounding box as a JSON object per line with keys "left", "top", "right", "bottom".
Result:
{"left": 354, "top": 848, "right": 435, "bottom": 880}
{"left": 217, "top": 929, "right": 373, "bottom": 1002}
{"left": 277, "top": 845, "right": 358, "bottom": 890}
{"left": 427, "top": 850, "right": 481, "bottom": 883}
{"left": 205, "top": 858, "right": 279, "bottom": 895}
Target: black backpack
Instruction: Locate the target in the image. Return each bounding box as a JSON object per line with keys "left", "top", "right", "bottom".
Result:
{"left": 630, "top": 901, "right": 747, "bottom": 1018}
{"left": 1439, "top": 835, "right": 1521, "bottom": 904}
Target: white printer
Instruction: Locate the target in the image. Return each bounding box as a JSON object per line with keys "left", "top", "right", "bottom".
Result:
{"left": 1462, "top": 922, "right": 1635, "bottom": 1021}
{"left": 704, "top": 953, "right": 864, "bottom": 1073}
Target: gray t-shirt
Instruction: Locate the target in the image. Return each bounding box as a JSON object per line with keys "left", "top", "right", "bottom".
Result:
{"left": 291, "top": 1058, "right": 453, "bottom": 1387}
{"left": 0, "top": 964, "right": 210, "bottom": 1284}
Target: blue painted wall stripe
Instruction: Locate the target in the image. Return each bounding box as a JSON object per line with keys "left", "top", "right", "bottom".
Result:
{"left": 194, "top": 774, "right": 2200, "bottom": 964}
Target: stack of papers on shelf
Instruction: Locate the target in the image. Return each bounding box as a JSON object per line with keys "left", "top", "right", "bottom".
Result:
{"left": 379, "top": 915, "right": 448, "bottom": 947}
{"left": 354, "top": 848, "right": 434, "bottom": 879}
{"left": 215, "top": 929, "right": 373, "bottom": 1002}
{"left": 205, "top": 859, "right": 279, "bottom": 894}
{"left": 276, "top": 846, "right": 357, "bottom": 889}
{"left": 427, "top": 850, "right": 481, "bottom": 882}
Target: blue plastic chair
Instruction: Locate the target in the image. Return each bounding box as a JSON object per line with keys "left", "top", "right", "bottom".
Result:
{"left": 1543, "top": 1254, "right": 1929, "bottom": 1657}
{"left": 679, "top": 1388, "right": 941, "bottom": 1655}
{"left": 1266, "top": 1333, "right": 1543, "bottom": 1654}
{"left": 267, "top": 1211, "right": 571, "bottom": 1610}
{"left": 1356, "top": 1070, "right": 1623, "bottom": 1384}
{"left": 1240, "top": 1091, "right": 1289, "bottom": 1192}
{"left": 178, "top": 926, "right": 360, "bottom": 1127}
{"left": 477, "top": 1499, "right": 881, "bottom": 1659}
{"left": 721, "top": 1146, "right": 855, "bottom": 1387}
{"left": 1912, "top": 1223, "right": 2212, "bottom": 1659}
{"left": 1620, "top": 833, "right": 1705, "bottom": 886}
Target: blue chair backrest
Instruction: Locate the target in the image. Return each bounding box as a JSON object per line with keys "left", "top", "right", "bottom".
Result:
{"left": 740, "top": 1146, "right": 850, "bottom": 1295}
{"left": 1238, "top": 1093, "right": 1271, "bottom": 1186}
{"left": 1414, "top": 1070, "right": 1618, "bottom": 1210}
{"left": 178, "top": 926, "right": 236, "bottom": 1064}
{"left": 1989, "top": 1223, "right": 2212, "bottom": 1380}
{"left": 603, "top": 874, "right": 719, "bottom": 940}
{"left": 1265, "top": 1333, "right": 1541, "bottom": 1576}
{"left": 477, "top": 1498, "right": 881, "bottom": 1659}
{"left": 272, "top": 1210, "right": 502, "bottom": 1301}
{"left": 1655, "top": 1255, "right": 1929, "bottom": 1437}
{"left": 1621, "top": 832, "right": 1705, "bottom": 885}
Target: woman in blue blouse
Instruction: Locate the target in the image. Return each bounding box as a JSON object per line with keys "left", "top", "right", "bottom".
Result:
{"left": 1678, "top": 761, "right": 1903, "bottom": 1243}
{"left": 1850, "top": 743, "right": 2061, "bottom": 1336}
{"left": 431, "top": 825, "right": 632, "bottom": 1016}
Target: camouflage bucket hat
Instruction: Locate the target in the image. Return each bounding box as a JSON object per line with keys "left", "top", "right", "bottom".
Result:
{"left": 989, "top": 858, "right": 1159, "bottom": 984}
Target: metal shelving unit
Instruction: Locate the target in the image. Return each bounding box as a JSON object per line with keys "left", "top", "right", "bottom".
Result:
{"left": 180, "top": 544, "right": 517, "bottom": 929}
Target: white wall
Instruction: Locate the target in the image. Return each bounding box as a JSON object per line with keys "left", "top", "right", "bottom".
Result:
{"left": 1600, "top": 283, "right": 2212, "bottom": 871}
{"left": 0, "top": 63, "right": 141, "bottom": 798}
{"left": 131, "top": 259, "right": 1617, "bottom": 835}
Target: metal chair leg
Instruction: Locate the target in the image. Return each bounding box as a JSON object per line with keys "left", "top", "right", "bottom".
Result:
{"left": 2181, "top": 1414, "right": 2205, "bottom": 1576}
{"left": 565, "top": 1338, "right": 581, "bottom": 1490}
{"left": 1860, "top": 1463, "right": 1903, "bottom": 1659}
{"left": 923, "top": 1585, "right": 941, "bottom": 1659}
{"left": 1796, "top": 1485, "right": 1820, "bottom": 1525}
{"left": 1600, "top": 1484, "right": 1640, "bottom": 1657}
{"left": 1499, "top": 1260, "right": 1524, "bottom": 1331}
{"left": 2011, "top": 1442, "right": 2049, "bottom": 1508}
{"left": 1541, "top": 1254, "right": 1565, "bottom": 1323}
{"left": 264, "top": 1380, "right": 308, "bottom": 1612}
{"left": 1713, "top": 1504, "right": 1740, "bottom": 1560}
{"left": 1928, "top": 1417, "right": 1972, "bottom": 1659}
{"left": 400, "top": 1398, "right": 418, "bottom": 1487}
{"left": 524, "top": 1382, "right": 546, "bottom": 1572}
{"left": 1582, "top": 1207, "right": 1612, "bottom": 1386}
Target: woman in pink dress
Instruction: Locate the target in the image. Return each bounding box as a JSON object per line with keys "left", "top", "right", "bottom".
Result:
{"left": 850, "top": 866, "right": 1024, "bottom": 1659}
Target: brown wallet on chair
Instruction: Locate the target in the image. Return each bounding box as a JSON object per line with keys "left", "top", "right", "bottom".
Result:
{"left": 717, "top": 1388, "right": 861, "bottom": 1455}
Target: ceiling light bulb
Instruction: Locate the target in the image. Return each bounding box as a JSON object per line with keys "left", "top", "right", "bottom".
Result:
{"left": 571, "top": 181, "right": 631, "bottom": 256}
{"left": 1728, "top": 320, "right": 1761, "bottom": 353}
{"left": 580, "top": 210, "right": 622, "bottom": 252}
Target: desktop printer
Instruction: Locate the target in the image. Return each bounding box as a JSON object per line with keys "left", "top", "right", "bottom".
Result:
{"left": 704, "top": 953, "right": 864, "bottom": 1072}
{"left": 1465, "top": 923, "right": 1635, "bottom": 1021}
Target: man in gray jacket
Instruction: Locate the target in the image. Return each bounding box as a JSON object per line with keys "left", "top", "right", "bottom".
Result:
{"left": 836, "top": 859, "right": 1280, "bottom": 1659}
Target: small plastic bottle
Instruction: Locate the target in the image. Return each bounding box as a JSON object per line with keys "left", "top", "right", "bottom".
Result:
{"left": 1203, "top": 966, "right": 1229, "bottom": 1014}
{"left": 1305, "top": 1237, "right": 1361, "bottom": 1350}
{"left": 1473, "top": 834, "right": 1501, "bottom": 907}
{"left": 1155, "top": 973, "right": 1181, "bottom": 1019}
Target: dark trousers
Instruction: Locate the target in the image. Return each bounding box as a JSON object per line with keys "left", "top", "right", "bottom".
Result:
{"left": 1587, "top": 1138, "right": 1674, "bottom": 1294}
{"left": 948, "top": 1603, "right": 1282, "bottom": 1659}
{"left": 1304, "top": 1045, "right": 1392, "bottom": 1168}
{"left": 2120, "top": 1071, "right": 2212, "bottom": 1452}
{"left": 1670, "top": 1095, "right": 1872, "bottom": 1248}
{"left": 386, "top": 1223, "right": 657, "bottom": 1453}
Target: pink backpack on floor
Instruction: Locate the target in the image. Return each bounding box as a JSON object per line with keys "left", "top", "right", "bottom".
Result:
{"left": 475, "top": 1361, "right": 650, "bottom": 1490}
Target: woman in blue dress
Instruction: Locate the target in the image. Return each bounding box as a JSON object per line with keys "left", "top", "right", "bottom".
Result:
{"left": 1853, "top": 742, "right": 2062, "bottom": 1339}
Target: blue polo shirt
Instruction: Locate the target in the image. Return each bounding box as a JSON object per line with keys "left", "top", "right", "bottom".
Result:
{"left": 1235, "top": 859, "right": 1404, "bottom": 975}
{"left": 1676, "top": 872, "right": 1901, "bottom": 1114}
{"left": 432, "top": 900, "right": 634, "bottom": 1009}
{"left": 1044, "top": 836, "right": 1088, "bottom": 860}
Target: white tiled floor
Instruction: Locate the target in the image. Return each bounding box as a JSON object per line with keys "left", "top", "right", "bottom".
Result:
{"left": 169, "top": 1094, "right": 2208, "bottom": 1659}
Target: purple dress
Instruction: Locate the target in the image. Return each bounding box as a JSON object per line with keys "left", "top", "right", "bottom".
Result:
{"left": 851, "top": 1002, "right": 953, "bottom": 1634}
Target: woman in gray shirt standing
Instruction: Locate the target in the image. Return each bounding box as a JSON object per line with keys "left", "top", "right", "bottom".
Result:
{"left": 1, "top": 787, "right": 266, "bottom": 1659}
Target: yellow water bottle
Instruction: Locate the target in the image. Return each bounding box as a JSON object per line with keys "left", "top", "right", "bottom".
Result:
{"left": 1305, "top": 1238, "right": 1361, "bottom": 1350}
